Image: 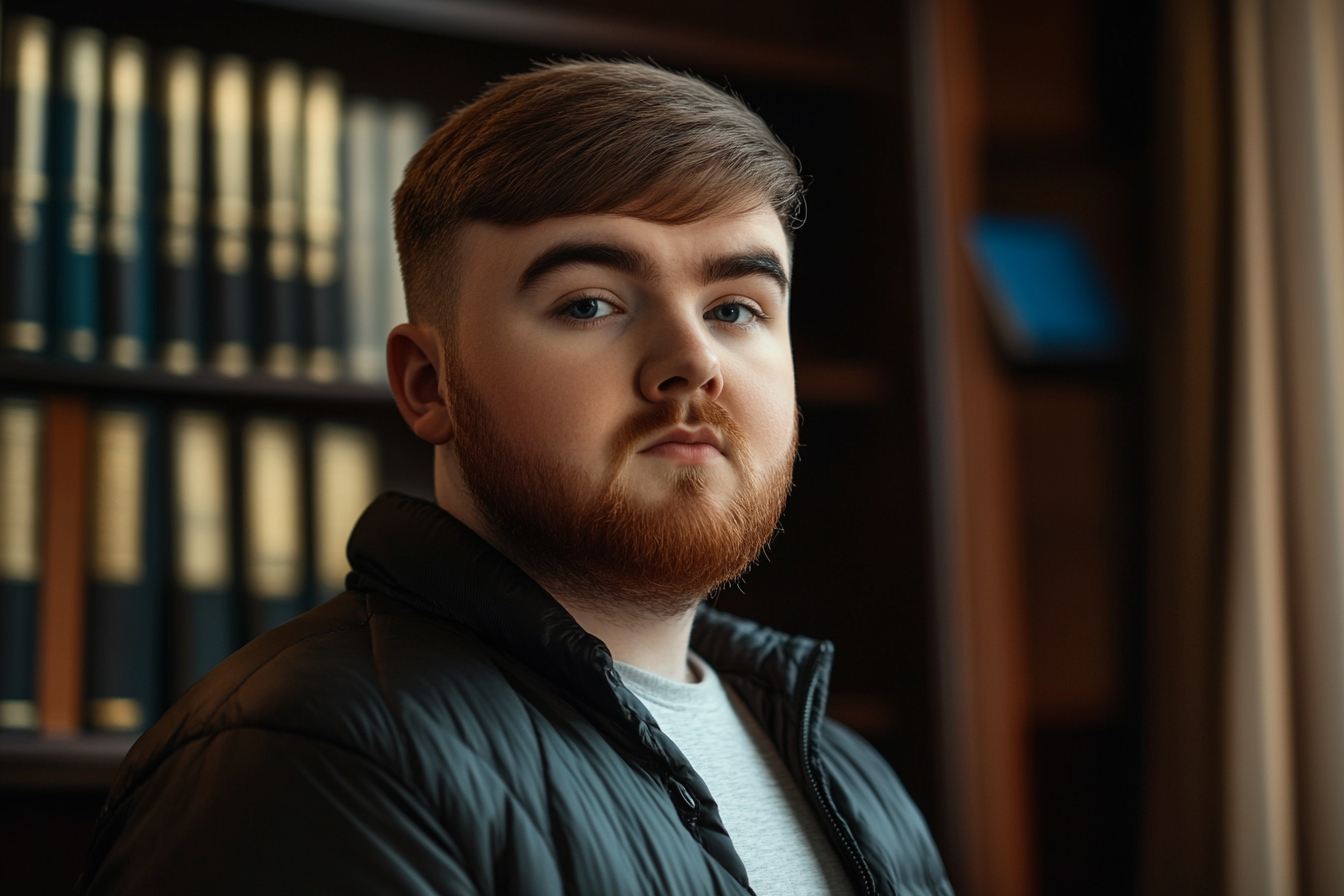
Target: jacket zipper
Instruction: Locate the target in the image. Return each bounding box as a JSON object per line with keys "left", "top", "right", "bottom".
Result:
{"left": 800, "top": 646, "right": 877, "bottom": 896}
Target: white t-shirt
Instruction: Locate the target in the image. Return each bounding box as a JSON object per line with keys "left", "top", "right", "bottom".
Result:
{"left": 614, "top": 653, "right": 856, "bottom": 896}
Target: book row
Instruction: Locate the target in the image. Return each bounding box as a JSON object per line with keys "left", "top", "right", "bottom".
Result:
{"left": 0, "top": 394, "right": 382, "bottom": 735}
{"left": 0, "top": 16, "right": 430, "bottom": 384}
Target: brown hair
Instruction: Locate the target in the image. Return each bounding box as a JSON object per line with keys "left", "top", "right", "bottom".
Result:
{"left": 393, "top": 58, "right": 804, "bottom": 329}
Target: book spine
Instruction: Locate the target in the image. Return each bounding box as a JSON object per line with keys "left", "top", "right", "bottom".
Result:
{"left": 169, "top": 409, "right": 234, "bottom": 695}
{"left": 85, "top": 403, "right": 162, "bottom": 733}
{"left": 103, "top": 37, "right": 153, "bottom": 369}
{"left": 0, "top": 397, "right": 43, "bottom": 730}
{"left": 259, "top": 61, "right": 303, "bottom": 378}
{"left": 0, "top": 18, "right": 53, "bottom": 354}
{"left": 243, "top": 416, "right": 304, "bottom": 635}
{"left": 37, "top": 393, "right": 89, "bottom": 735}
{"left": 303, "top": 70, "right": 341, "bottom": 382}
{"left": 382, "top": 102, "right": 429, "bottom": 339}
{"left": 342, "top": 97, "right": 383, "bottom": 384}
{"left": 52, "top": 28, "right": 105, "bottom": 363}
{"left": 311, "top": 422, "right": 378, "bottom": 603}
{"left": 208, "top": 56, "right": 251, "bottom": 376}
{"left": 157, "top": 48, "right": 204, "bottom": 375}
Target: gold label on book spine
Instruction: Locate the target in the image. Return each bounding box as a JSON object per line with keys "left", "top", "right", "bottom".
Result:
{"left": 244, "top": 418, "right": 303, "bottom": 599}
{"left": 211, "top": 56, "right": 251, "bottom": 271}
{"left": 105, "top": 38, "right": 147, "bottom": 260}
{"left": 312, "top": 424, "right": 378, "bottom": 597}
{"left": 87, "top": 697, "right": 143, "bottom": 732}
{"left": 163, "top": 49, "right": 202, "bottom": 268}
{"left": 63, "top": 29, "right": 105, "bottom": 256}
{"left": 304, "top": 69, "right": 342, "bottom": 287}
{"left": 264, "top": 60, "right": 302, "bottom": 280}
{"left": 0, "top": 700, "right": 38, "bottom": 730}
{"left": 173, "top": 410, "right": 230, "bottom": 591}
{"left": 0, "top": 399, "right": 42, "bottom": 582}
{"left": 10, "top": 18, "right": 53, "bottom": 244}
{"left": 3, "top": 321, "right": 45, "bottom": 352}
{"left": 89, "top": 409, "right": 146, "bottom": 585}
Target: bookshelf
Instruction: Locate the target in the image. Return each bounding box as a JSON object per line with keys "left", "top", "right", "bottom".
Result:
{"left": 0, "top": 1, "right": 934, "bottom": 895}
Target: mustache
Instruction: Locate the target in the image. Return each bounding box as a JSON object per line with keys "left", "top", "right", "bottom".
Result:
{"left": 609, "top": 397, "right": 748, "bottom": 465}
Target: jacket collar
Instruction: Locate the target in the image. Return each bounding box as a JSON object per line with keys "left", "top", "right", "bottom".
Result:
{"left": 346, "top": 492, "right": 830, "bottom": 711}
{"left": 346, "top": 492, "right": 836, "bottom": 888}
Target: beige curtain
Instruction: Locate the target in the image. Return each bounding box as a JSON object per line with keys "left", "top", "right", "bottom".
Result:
{"left": 1149, "top": 0, "right": 1344, "bottom": 894}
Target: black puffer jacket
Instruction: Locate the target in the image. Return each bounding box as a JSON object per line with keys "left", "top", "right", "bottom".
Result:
{"left": 78, "top": 493, "right": 953, "bottom": 895}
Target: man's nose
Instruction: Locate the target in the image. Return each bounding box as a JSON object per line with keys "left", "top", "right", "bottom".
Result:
{"left": 637, "top": 312, "right": 723, "bottom": 404}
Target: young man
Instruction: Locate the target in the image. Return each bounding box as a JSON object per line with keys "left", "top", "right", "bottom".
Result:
{"left": 78, "top": 61, "right": 952, "bottom": 896}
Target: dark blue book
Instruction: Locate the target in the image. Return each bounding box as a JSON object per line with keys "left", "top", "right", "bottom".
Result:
{"left": 259, "top": 61, "right": 303, "bottom": 378}
{"left": 103, "top": 38, "right": 154, "bottom": 370}
{"left": 243, "top": 416, "right": 305, "bottom": 637}
{"left": 52, "top": 28, "right": 105, "bottom": 363}
{"left": 168, "top": 409, "right": 236, "bottom": 695}
{"left": 156, "top": 48, "right": 205, "bottom": 375}
{"left": 84, "top": 402, "right": 163, "bottom": 733}
{"left": 302, "top": 70, "right": 342, "bottom": 382}
{"left": 207, "top": 56, "right": 252, "bottom": 377}
{"left": 0, "top": 396, "right": 43, "bottom": 730}
{"left": 967, "top": 216, "right": 1123, "bottom": 362}
{"left": 0, "top": 18, "right": 54, "bottom": 355}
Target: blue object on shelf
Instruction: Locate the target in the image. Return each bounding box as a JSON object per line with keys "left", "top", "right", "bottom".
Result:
{"left": 967, "top": 216, "right": 1123, "bottom": 362}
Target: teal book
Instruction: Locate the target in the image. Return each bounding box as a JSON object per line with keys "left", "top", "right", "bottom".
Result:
{"left": 52, "top": 28, "right": 105, "bottom": 363}
{"left": 103, "top": 37, "right": 154, "bottom": 369}
{"left": 207, "top": 56, "right": 251, "bottom": 376}
{"left": 168, "top": 409, "right": 236, "bottom": 695}
{"left": 85, "top": 403, "right": 163, "bottom": 733}
{"left": 303, "top": 70, "right": 342, "bottom": 382}
{"left": 243, "top": 416, "right": 305, "bottom": 636}
{"left": 967, "top": 216, "right": 1123, "bottom": 362}
{"left": 0, "top": 18, "right": 54, "bottom": 354}
{"left": 259, "top": 61, "right": 304, "bottom": 378}
{"left": 156, "top": 48, "right": 205, "bottom": 375}
{"left": 0, "top": 396, "right": 43, "bottom": 730}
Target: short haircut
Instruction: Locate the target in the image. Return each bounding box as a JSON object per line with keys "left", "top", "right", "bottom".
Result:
{"left": 393, "top": 59, "right": 804, "bottom": 330}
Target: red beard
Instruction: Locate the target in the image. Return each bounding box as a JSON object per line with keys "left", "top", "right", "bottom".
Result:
{"left": 447, "top": 354, "right": 795, "bottom": 617}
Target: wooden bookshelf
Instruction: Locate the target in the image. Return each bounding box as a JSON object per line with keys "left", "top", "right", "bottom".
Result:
{"left": 0, "top": 734, "right": 134, "bottom": 790}
{"left": 0, "top": 357, "right": 394, "bottom": 406}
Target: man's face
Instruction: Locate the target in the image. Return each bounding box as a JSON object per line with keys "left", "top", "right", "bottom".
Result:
{"left": 443, "top": 206, "right": 797, "bottom": 610}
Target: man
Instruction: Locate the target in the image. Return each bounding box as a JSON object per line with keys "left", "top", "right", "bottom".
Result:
{"left": 78, "top": 60, "right": 952, "bottom": 895}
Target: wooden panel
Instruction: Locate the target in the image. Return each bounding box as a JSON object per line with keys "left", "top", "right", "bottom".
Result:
{"left": 909, "top": 0, "right": 1035, "bottom": 892}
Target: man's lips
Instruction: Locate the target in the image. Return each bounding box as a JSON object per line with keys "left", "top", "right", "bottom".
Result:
{"left": 638, "top": 427, "right": 726, "bottom": 462}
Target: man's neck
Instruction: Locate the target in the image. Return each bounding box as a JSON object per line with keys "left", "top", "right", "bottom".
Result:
{"left": 435, "top": 466, "right": 700, "bottom": 683}
{"left": 546, "top": 591, "right": 700, "bottom": 683}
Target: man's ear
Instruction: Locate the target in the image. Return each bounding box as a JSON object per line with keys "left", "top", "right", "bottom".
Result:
{"left": 387, "top": 323, "right": 455, "bottom": 445}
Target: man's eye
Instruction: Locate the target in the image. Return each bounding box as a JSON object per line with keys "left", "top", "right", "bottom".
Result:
{"left": 563, "top": 297, "right": 617, "bottom": 320}
{"left": 706, "top": 303, "right": 754, "bottom": 324}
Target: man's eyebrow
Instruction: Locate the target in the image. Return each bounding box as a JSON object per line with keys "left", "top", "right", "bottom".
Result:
{"left": 700, "top": 251, "right": 791, "bottom": 293}
{"left": 518, "top": 242, "right": 654, "bottom": 292}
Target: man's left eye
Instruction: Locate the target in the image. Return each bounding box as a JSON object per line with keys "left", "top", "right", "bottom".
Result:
{"left": 563, "top": 297, "right": 618, "bottom": 320}
{"left": 706, "top": 303, "right": 754, "bottom": 324}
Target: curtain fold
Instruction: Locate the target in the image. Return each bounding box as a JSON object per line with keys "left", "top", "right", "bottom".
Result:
{"left": 1225, "top": 0, "right": 1296, "bottom": 893}
{"left": 1148, "top": 0, "right": 1344, "bottom": 893}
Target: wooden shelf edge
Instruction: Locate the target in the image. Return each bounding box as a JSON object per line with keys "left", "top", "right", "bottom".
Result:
{"left": 242, "top": 0, "right": 878, "bottom": 87}
{"left": 0, "top": 355, "right": 395, "bottom": 407}
{"left": 0, "top": 733, "right": 135, "bottom": 790}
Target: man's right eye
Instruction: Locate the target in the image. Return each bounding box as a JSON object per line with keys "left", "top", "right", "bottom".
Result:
{"left": 561, "top": 297, "right": 618, "bottom": 320}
